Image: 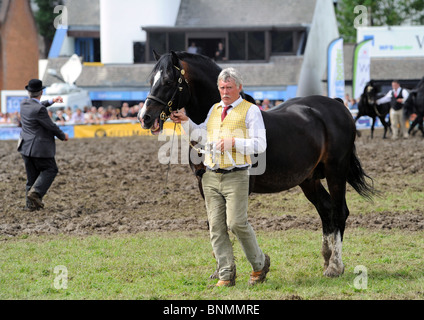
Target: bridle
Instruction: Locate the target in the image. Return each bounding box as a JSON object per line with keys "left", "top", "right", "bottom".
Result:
{"left": 145, "top": 64, "right": 191, "bottom": 193}
{"left": 146, "top": 65, "right": 190, "bottom": 126}
{"left": 366, "top": 85, "right": 383, "bottom": 117}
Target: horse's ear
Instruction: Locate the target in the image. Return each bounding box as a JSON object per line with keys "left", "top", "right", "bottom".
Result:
{"left": 170, "top": 51, "right": 179, "bottom": 67}
{"left": 153, "top": 50, "right": 161, "bottom": 61}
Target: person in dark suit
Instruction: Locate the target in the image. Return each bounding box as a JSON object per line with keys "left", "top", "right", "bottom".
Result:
{"left": 18, "top": 79, "right": 69, "bottom": 210}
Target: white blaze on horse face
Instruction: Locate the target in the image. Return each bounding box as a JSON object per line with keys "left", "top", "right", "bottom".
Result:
{"left": 142, "top": 70, "right": 162, "bottom": 122}
{"left": 153, "top": 70, "right": 162, "bottom": 87}
{"left": 137, "top": 103, "right": 147, "bottom": 123}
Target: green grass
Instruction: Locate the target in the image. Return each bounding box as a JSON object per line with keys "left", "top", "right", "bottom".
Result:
{"left": 248, "top": 175, "right": 424, "bottom": 217}
{"left": 0, "top": 229, "right": 423, "bottom": 300}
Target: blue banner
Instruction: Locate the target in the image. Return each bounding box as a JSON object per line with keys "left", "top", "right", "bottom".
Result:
{"left": 244, "top": 86, "right": 298, "bottom": 101}
{"left": 89, "top": 91, "right": 149, "bottom": 101}
{"left": 0, "top": 126, "right": 74, "bottom": 141}
{"left": 6, "top": 96, "right": 26, "bottom": 114}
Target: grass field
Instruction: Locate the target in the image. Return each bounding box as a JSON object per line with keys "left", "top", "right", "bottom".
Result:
{"left": 1, "top": 229, "right": 423, "bottom": 300}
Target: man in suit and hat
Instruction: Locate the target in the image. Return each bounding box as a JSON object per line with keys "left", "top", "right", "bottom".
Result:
{"left": 18, "top": 79, "right": 69, "bottom": 210}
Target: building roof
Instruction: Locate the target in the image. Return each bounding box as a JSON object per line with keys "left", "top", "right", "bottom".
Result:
{"left": 65, "top": 0, "right": 100, "bottom": 28}
{"left": 176, "top": 0, "right": 316, "bottom": 27}
{"left": 42, "top": 57, "right": 154, "bottom": 89}
{"left": 42, "top": 54, "right": 303, "bottom": 89}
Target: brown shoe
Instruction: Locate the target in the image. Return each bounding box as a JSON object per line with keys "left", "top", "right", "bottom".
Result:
{"left": 216, "top": 279, "right": 235, "bottom": 287}
{"left": 215, "top": 266, "right": 236, "bottom": 287}
{"left": 27, "top": 191, "right": 44, "bottom": 209}
{"left": 248, "top": 254, "right": 270, "bottom": 285}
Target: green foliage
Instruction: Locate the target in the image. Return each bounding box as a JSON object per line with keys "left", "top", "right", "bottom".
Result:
{"left": 336, "top": 0, "right": 424, "bottom": 43}
{"left": 33, "top": 0, "right": 64, "bottom": 40}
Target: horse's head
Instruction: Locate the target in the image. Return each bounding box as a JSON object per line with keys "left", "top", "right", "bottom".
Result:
{"left": 138, "top": 51, "right": 191, "bottom": 135}
{"left": 365, "top": 82, "right": 378, "bottom": 105}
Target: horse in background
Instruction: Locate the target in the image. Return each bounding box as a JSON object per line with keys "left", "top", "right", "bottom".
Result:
{"left": 354, "top": 80, "right": 391, "bottom": 139}
{"left": 405, "top": 77, "right": 424, "bottom": 137}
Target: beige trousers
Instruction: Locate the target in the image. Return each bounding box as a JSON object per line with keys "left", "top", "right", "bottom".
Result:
{"left": 390, "top": 108, "right": 409, "bottom": 139}
{"left": 202, "top": 170, "right": 265, "bottom": 280}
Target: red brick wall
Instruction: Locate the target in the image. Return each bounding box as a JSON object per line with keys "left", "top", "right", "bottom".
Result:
{"left": 0, "top": 0, "right": 39, "bottom": 91}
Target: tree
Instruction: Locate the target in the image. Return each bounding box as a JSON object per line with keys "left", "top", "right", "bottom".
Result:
{"left": 336, "top": 0, "right": 424, "bottom": 43}
{"left": 33, "top": 0, "right": 64, "bottom": 57}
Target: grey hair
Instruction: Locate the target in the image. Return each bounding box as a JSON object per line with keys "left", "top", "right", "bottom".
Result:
{"left": 217, "top": 67, "right": 243, "bottom": 87}
{"left": 28, "top": 90, "right": 43, "bottom": 98}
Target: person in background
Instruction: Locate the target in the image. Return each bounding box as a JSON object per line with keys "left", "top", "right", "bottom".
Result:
{"left": 261, "top": 98, "right": 273, "bottom": 111}
{"left": 215, "top": 42, "right": 227, "bottom": 61}
{"left": 187, "top": 42, "right": 198, "bottom": 54}
{"left": 377, "top": 80, "right": 410, "bottom": 139}
{"left": 54, "top": 109, "right": 67, "bottom": 125}
{"left": 71, "top": 108, "right": 85, "bottom": 124}
{"left": 18, "top": 79, "right": 69, "bottom": 211}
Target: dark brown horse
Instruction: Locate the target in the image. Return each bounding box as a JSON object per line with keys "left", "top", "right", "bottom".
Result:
{"left": 138, "top": 51, "right": 374, "bottom": 277}
{"left": 405, "top": 77, "right": 424, "bottom": 137}
{"left": 355, "top": 80, "right": 391, "bottom": 139}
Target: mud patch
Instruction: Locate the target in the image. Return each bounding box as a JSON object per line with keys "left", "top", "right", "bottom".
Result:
{"left": 1, "top": 129, "right": 423, "bottom": 237}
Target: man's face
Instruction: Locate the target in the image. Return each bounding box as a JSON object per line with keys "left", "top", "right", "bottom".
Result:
{"left": 218, "top": 78, "right": 242, "bottom": 106}
{"left": 392, "top": 82, "right": 400, "bottom": 91}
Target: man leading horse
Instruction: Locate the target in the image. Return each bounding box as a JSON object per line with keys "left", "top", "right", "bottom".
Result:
{"left": 170, "top": 67, "right": 270, "bottom": 287}
{"left": 376, "top": 80, "right": 410, "bottom": 140}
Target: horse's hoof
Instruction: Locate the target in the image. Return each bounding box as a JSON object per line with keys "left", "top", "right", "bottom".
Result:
{"left": 323, "top": 263, "right": 344, "bottom": 277}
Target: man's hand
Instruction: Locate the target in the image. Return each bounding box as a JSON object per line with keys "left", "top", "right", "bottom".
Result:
{"left": 215, "top": 138, "right": 235, "bottom": 152}
{"left": 53, "top": 96, "right": 63, "bottom": 103}
{"left": 64, "top": 133, "right": 69, "bottom": 141}
{"left": 170, "top": 109, "right": 188, "bottom": 123}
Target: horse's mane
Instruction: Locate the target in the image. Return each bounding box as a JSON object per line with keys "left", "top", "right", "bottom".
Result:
{"left": 149, "top": 51, "right": 221, "bottom": 81}
{"left": 147, "top": 51, "right": 254, "bottom": 123}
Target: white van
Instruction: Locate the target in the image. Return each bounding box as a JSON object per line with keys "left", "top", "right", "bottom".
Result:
{"left": 42, "top": 82, "right": 92, "bottom": 113}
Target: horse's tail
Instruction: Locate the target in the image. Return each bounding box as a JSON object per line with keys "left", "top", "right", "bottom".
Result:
{"left": 347, "top": 145, "right": 376, "bottom": 200}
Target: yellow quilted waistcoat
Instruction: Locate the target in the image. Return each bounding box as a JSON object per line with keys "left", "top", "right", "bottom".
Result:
{"left": 204, "top": 99, "right": 252, "bottom": 168}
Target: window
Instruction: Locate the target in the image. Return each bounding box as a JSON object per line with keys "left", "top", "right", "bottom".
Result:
{"left": 144, "top": 27, "right": 306, "bottom": 62}
{"left": 248, "top": 31, "right": 265, "bottom": 60}
{"left": 75, "top": 38, "right": 101, "bottom": 62}
{"left": 169, "top": 32, "right": 185, "bottom": 52}
{"left": 149, "top": 32, "right": 166, "bottom": 60}
{"left": 271, "top": 31, "right": 293, "bottom": 54}
{"left": 229, "top": 32, "right": 246, "bottom": 60}
{"left": 133, "top": 42, "right": 146, "bottom": 63}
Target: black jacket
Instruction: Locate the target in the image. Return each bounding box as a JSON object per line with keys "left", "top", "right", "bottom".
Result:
{"left": 18, "top": 99, "right": 66, "bottom": 158}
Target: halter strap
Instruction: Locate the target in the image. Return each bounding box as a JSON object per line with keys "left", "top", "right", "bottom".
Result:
{"left": 147, "top": 65, "right": 190, "bottom": 122}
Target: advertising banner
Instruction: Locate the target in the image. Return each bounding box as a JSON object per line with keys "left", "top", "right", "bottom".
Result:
{"left": 357, "top": 26, "right": 424, "bottom": 58}
{"left": 0, "top": 125, "right": 73, "bottom": 141}
{"left": 327, "top": 37, "right": 345, "bottom": 99}
{"left": 73, "top": 122, "right": 181, "bottom": 138}
{"left": 352, "top": 39, "right": 372, "bottom": 100}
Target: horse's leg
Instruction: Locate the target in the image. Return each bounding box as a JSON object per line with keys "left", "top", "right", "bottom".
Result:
{"left": 370, "top": 117, "right": 376, "bottom": 139}
{"left": 408, "top": 115, "right": 419, "bottom": 135}
{"left": 321, "top": 162, "right": 350, "bottom": 277}
{"left": 419, "top": 115, "right": 424, "bottom": 137}
{"left": 300, "top": 179, "right": 336, "bottom": 274}
{"left": 379, "top": 115, "right": 389, "bottom": 139}
{"left": 409, "top": 112, "right": 424, "bottom": 136}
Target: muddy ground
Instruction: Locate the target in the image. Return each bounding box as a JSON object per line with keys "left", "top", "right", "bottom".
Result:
{"left": 1, "top": 128, "right": 424, "bottom": 237}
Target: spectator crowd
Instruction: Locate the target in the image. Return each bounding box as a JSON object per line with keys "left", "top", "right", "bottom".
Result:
{"left": 0, "top": 102, "right": 143, "bottom": 127}
{"left": 1, "top": 99, "right": 287, "bottom": 127}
